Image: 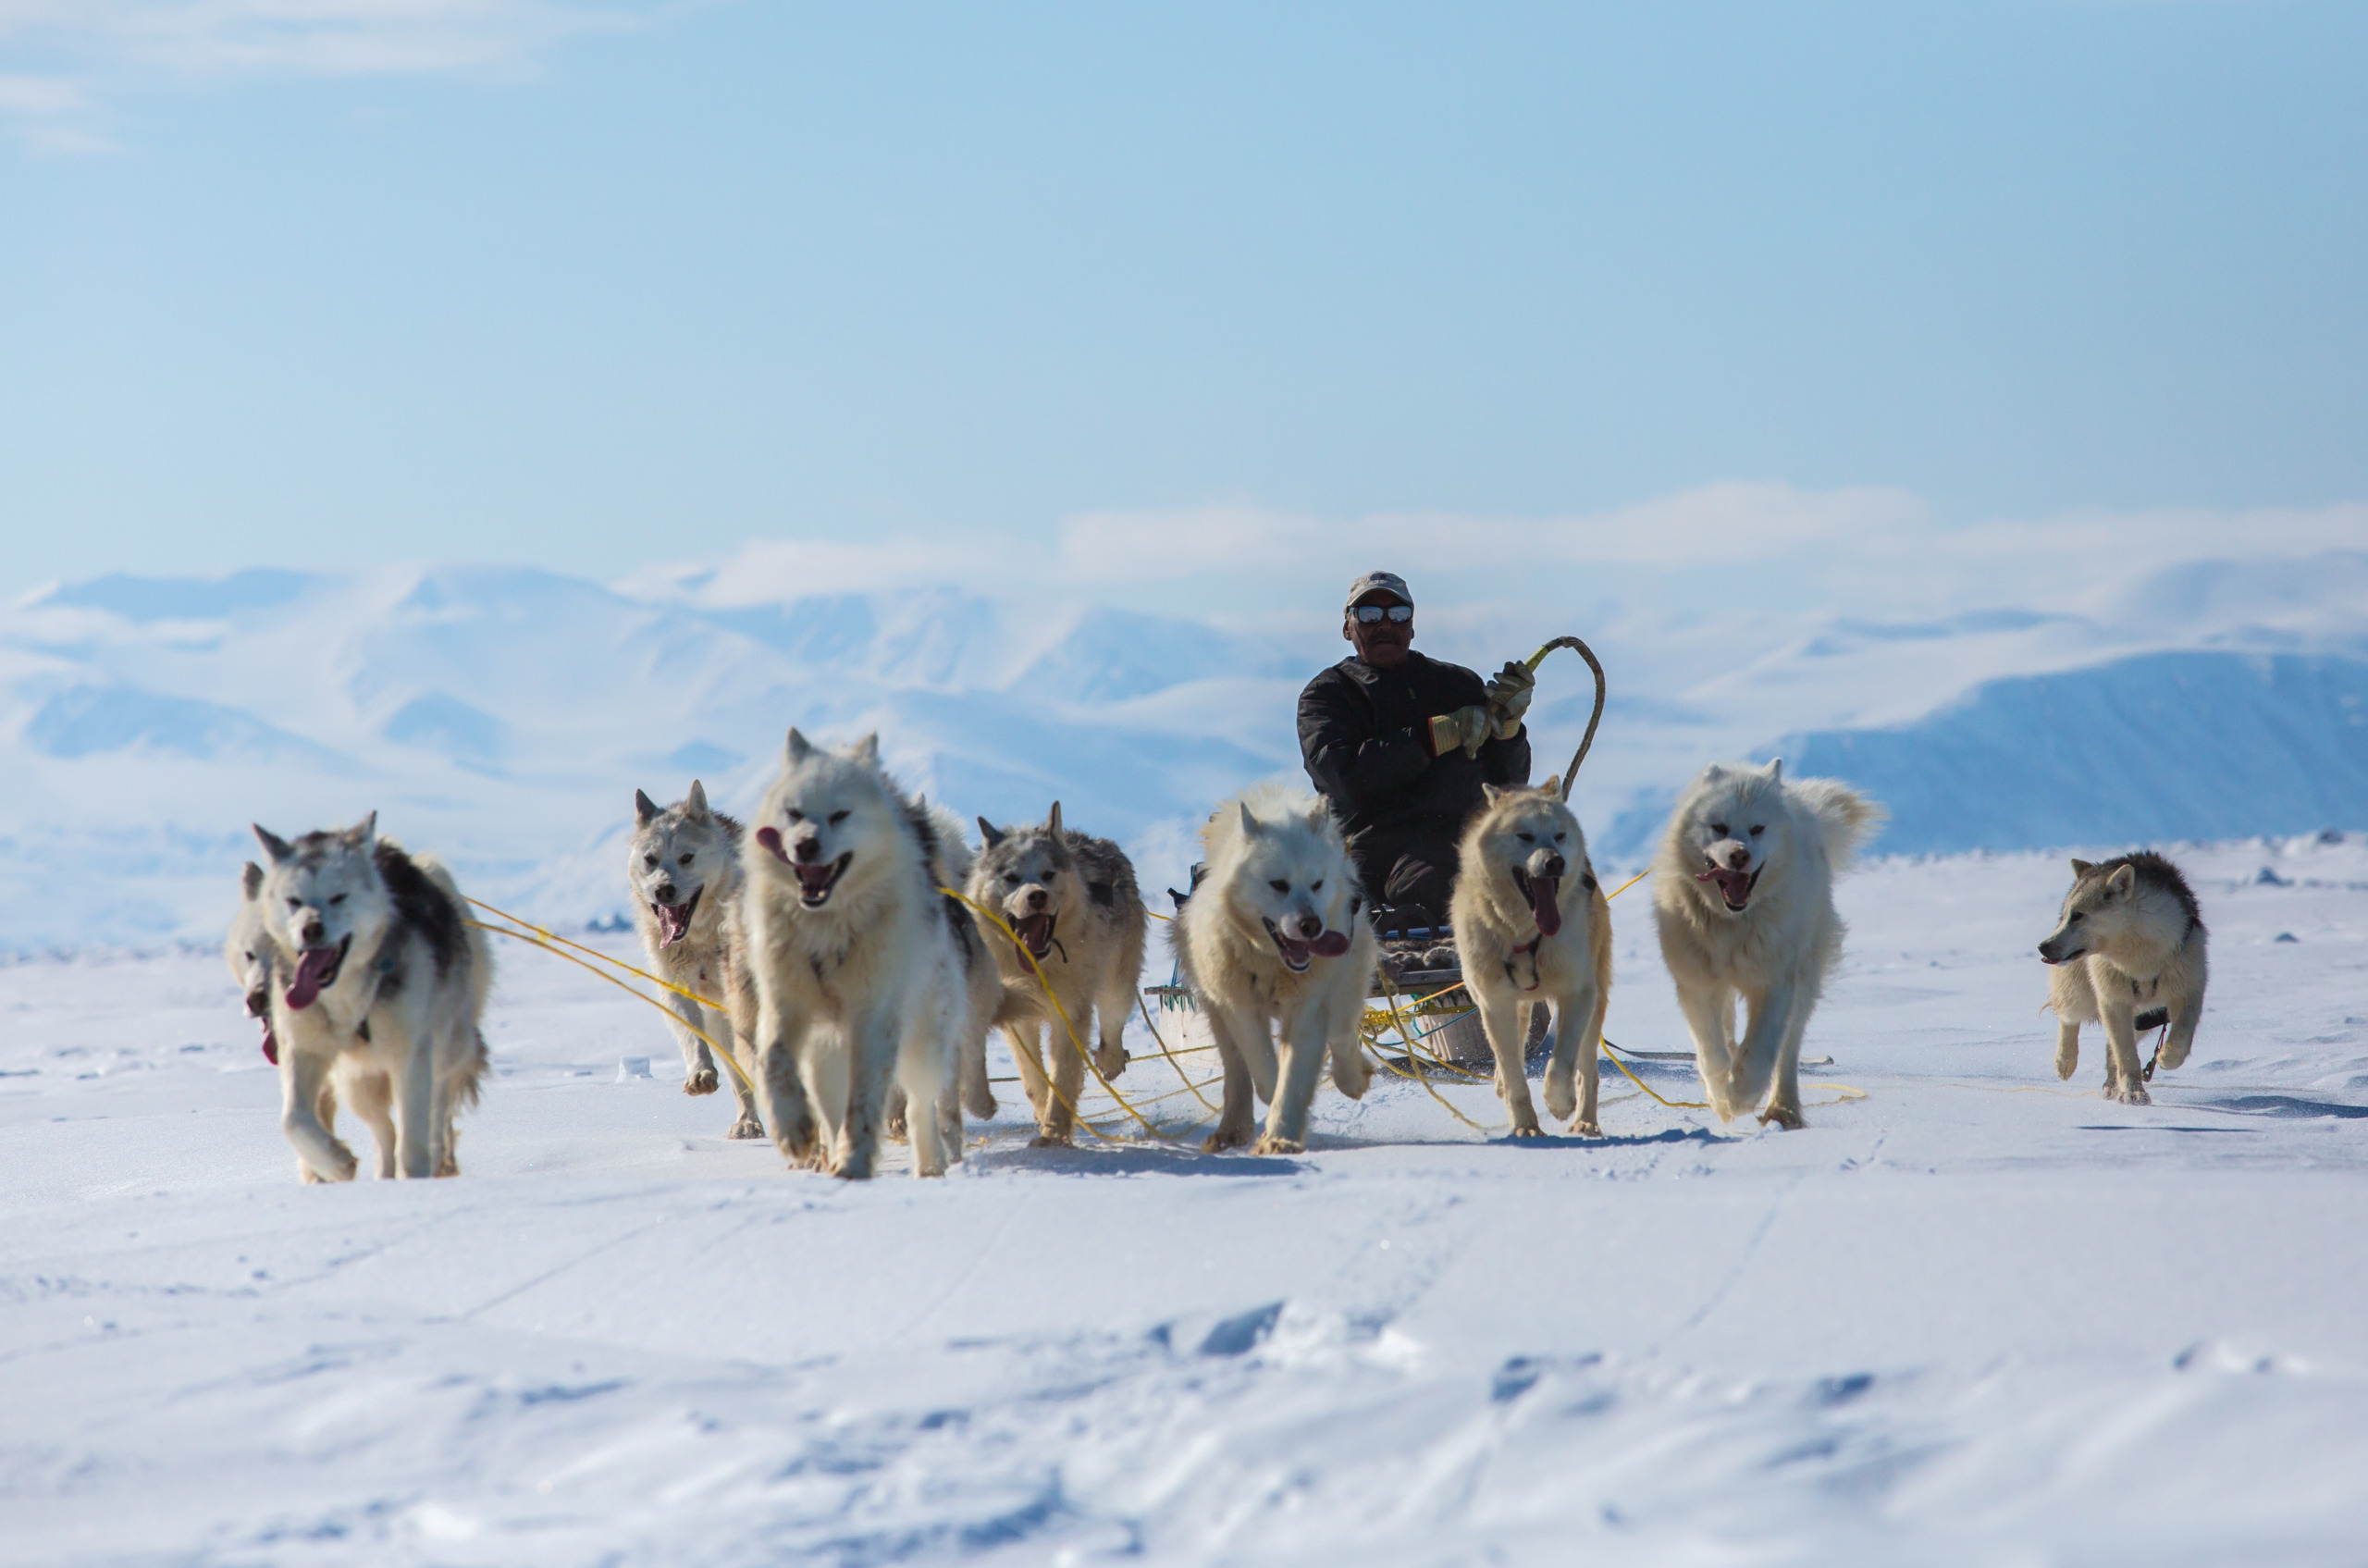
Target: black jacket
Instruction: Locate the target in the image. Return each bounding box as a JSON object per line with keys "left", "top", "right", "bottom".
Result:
{"left": 1298, "top": 650, "right": 1532, "bottom": 845}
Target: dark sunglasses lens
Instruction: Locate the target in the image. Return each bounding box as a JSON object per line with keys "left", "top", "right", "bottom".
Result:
{"left": 1353, "top": 605, "right": 1412, "bottom": 624}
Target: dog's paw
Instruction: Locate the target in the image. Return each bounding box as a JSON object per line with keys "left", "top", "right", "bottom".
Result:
{"left": 2107, "top": 1083, "right": 2152, "bottom": 1106}
{"left": 1252, "top": 1134, "right": 1305, "bottom": 1156}
{"left": 1511, "top": 1123, "right": 1546, "bottom": 1139}
{"left": 884, "top": 1113, "right": 909, "bottom": 1144}
{"left": 1757, "top": 1105, "right": 1806, "bottom": 1131}
{"left": 1570, "top": 1119, "right": 1603, "bottom": 1138}
{"left": 2054, "top": 1046, "right": 2078, "bottom": 1080}
{"left": 684, "top": 1068, "right": 720, "bottom": 1096}
{"left": 1202, "top": 1126, "right": 1251, "bottom": 1154}
{"left": 1542, "top": 1077, "right": 1577, "bottom": 1121}
{"left": 1333, "top": 1055, "right": 1372, "bottom": 1101}
{"left": 1029, "top": 1130, "right": 1075, "bottom": 1149}
{"left": 1092, "top": 1045, "right": 1129, "bottom": 1080}
{"left": 727, "top": 1114, "right": 766, "bottom": 1140}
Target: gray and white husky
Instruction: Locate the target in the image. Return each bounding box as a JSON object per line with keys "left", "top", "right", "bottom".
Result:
{"left": 1174, "top": 783, "right": 1377, "bottom": 1154}
{"left": 2038, "top": 852, "right": 2209, "bottom": 1105}
{"left": 247, "top": 815, "right": 491, "bottom": 1181}
{"left": 740, "top": 730, "right": 973, "bottom": 1179}
{"left": 1652, "top": 759, "right": 1885, "bottom": 1129}
{"left": 1449, "top": 778, "right": 1614, "bottom": 1138}
{"left": 968, "top": 802, "right": 1148, "bottom": 1147}
{"left": 629, "top": 780, "right": 764, "bottom": 1140}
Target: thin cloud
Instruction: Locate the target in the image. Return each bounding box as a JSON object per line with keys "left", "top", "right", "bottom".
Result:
{"left": 624, "top": 486, "right": 2368, "bottom": 631}
{"left": 0, "top": 0, "right": 671, "bottom": 149}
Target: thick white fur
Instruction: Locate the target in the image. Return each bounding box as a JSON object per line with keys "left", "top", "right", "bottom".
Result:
{"left": 740, "top": 731, "right": 968, "bottom": 1179}
{"left": 1449, "top": 778, "right": 1614, "bottom": 1137}
{"left": 1174, "top": 782, "right": 1377, "bottom": 1154}
{"left": 249, "top": 817, "right": 491, "bottom": 1182}
{"left": 886, "top": 798, "right": 1000, "bottom": 1152}
{"left": 2039, "top": 856, "right": 2209, "bottom": 1105}
{"left": 1651, "top": 759, "right": 1885, "bottom": 1128}
{"left": 628, "top": 781, "right": 765, "bottom": 1140}
{"left": 968, "top": 801, "right": 1149, "bottom": 1147}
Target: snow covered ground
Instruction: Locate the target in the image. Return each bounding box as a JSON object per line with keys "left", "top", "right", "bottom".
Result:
{"left": 6, "top": 832, "right": 2365, "bottom": 1565}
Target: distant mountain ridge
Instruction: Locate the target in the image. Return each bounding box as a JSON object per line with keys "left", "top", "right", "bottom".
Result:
{"left": 5, "top": 557, "right": 2366, "bottom": 950}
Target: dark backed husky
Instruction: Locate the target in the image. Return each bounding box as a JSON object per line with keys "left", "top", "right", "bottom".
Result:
{"left": 2038, "top": 852, "right": 2209, "bottom": 1105}
{"left": 248, "top": 814, "right": 490, "bottom": 1181}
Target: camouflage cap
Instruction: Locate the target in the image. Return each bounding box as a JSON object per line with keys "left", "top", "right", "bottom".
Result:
{"left": 1343, "top": 571, "right": 1412, "bottom": 610}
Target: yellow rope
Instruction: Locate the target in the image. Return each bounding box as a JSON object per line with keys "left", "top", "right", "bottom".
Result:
{"left": 1135, "top": 993, "right": 1220, "bottom": 1113}
{"left": 1370, "top": 983, "right": 1493, "bottom": 1132}
{"left": 1605, "top": 867, "right": 1649, "bottom": 901}
{"left": 462, "top": 917, "right": 757, "bottom": 1095}
{"left": 465, "top": 897, "right": 730, "bottom": 1013}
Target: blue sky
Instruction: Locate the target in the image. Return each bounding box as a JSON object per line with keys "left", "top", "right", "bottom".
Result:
{"left": 2, "top": 2, "right": 2362, "bottom": 605}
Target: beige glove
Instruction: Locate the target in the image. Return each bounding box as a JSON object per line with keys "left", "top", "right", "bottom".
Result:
{"left": 1484, "top": 661, "right": 1535, "bottom": 738}
{"left": 1428, "top": 704, "right": 1495, "bottom": 758}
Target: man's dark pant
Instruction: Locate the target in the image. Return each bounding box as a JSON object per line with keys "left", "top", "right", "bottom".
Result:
{"left": 1351, "top": 818, "right": 1462, "bottom": 928}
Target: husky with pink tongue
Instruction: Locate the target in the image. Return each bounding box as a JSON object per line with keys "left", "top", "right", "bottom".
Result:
{"left": 628, "top": 781, "right": 765, "bottom": 1140}
{"left": 1174, "top": 782, "right": 1378, "bottom": 1154}
{"left": 1651, "top": 759, "right": 1885, "bottom": 1129}
{"left": 1449, "top": 778, "right": 1615, "bottom": 1138}
{"left": 740, "top": 730, "right": 971, "bottom": 1179}
{"left": 249, "top": 814, "right": 491, "bottom": 1182}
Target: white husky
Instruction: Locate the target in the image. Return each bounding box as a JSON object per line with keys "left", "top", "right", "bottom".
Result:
{"left": 740, "top": 730, "right": 971, "bottom": 1179}
{"left": 1449, "top": 779, "right": 1614, "bottom": 1137}
{"left": 1651, "top": 760, "right": 1885, "bottom": 1129}
{"left": 2038, "top": 852, "right": 2209, "bottom": 1105}
{"left": 248, "top": 815, "right": 492, "bottom": 1181}
{"left": 969, "top": 802, "right": 1149, "bottom": 1146}
{"left": 1175, "top": 783, "right": 1378, "bottom": 1154}
{"left": 628, "top": 781, "right": 764, "bottom": 1140}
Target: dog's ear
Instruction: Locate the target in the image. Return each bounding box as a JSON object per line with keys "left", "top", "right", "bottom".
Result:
{"left": 2070, "top": 858, "right": 2094, "bottom": 878}
{"left": 346, "top": 811, "right": 377, "bottom": 846}
{"left": 1701, "top": 762, "right": 1727, "bottom": 784}
{"left": 635, "top": 788, "right": 662, "bottom": 826}
{"left": 1482, "top": 783, "right": 1503, "bottom": 805}
{"left": 1045, "top": 800, "right": 1063, "bottom": 836}
{"left": 1237, "top": 801, "right": 1264, "bottom": 836}
{"left": 1764, "top": 758, "right": 1784, "bottom": 784}
{"left": 686, "top": 780, "right": 709, "bottom": 819}
{"left": 253, "top": 824, "right": 293, "bottom": 863}
{"left": 241, "top": 861, "right": 265, "bottom": 900}
{"left": 978, "top": 816, "right": 1005, "bottom": 849}
{"left": 1538, "top": 774, "right": 1561, "bottom": 798}
{"left": 785, "top": 727, "right": 813, "bottom": 762}
{"left": 2105, "top": 864, "right": 2137, "bottom": 901}
{"left": 852, "top": 732, "right": 881, "bottom": 764}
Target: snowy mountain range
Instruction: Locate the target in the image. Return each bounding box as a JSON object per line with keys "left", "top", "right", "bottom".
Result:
{"left": 4, "top": 547, "right": 2364, "bottom": 951}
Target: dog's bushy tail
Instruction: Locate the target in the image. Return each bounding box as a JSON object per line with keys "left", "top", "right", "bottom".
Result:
{"left": 1793, "top": 779, "right": 1888, "bottom": 872}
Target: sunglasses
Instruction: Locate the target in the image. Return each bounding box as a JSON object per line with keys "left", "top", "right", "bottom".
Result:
{"left": 1350, "top": 605, "right": 1414, "bottom": 624}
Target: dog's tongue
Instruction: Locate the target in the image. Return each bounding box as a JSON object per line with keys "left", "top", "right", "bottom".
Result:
{"left": 657, "top": 902, "right": 694, "bottom": 948}
{"left": 1696, "top": 867, "right": 1753, "bottom": 908}
{"left": 258, "top": 1020, "right": 278, "bottom": 1066}
{"left": 284, "top": 945, "right": 339, "bottom": 1011}
{"left": 754, "top": 826, "right": 789, "bottom": 862}
{"left": 1309, "top": 930, "right": 1351, "bottom": 958}
{"left": 1015, "top": 912, "right": 1055, "bottom": 957}
{"left": 1529, "top": 876, "right": 1563, "bottom": 938}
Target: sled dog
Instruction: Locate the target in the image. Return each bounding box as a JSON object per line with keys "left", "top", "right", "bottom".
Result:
{"left": 249, "top": 816, "right": 491, "bottom": 1181}
{"left": 2037, "top": 852, "right": 2208, "bottom": 1105}
{"left": 629, "top": 781, "right": 764, "bottom": 1139}
{"left": 740, "top": 730, "right": 973, "bottom": 1179}
{"left": 969, "top": 802, "right": 1149, "bottom": 1146}
{"left": 1450, "top": 779, "right": 1614, "bottom": 1137}
{"left": 1652, "top": 759, "right": 1884, "bottom": 1128}
{"left": 1174, "top": 783, "right": 1377, "bottom": 1154}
